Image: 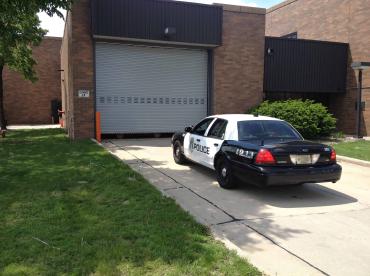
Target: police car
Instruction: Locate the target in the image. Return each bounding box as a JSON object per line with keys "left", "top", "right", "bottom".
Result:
{"left": 171, "top": 114, "right": 342, "bottom": 189}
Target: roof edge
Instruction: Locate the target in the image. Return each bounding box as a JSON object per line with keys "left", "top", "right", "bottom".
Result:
{"left": 267, "top": 0, "right": 298, "bottom": 13}
{"left": 214, "top": 3, "right": 266, "bottom": 14}
{"left": 44, "top": 36, "right": 63, "bottom": 40}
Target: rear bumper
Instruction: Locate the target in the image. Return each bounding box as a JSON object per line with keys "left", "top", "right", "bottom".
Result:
{"left": 232, "top": 162, "right": 342, "bottom": 187}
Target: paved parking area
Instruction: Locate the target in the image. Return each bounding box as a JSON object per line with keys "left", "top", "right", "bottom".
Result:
{"left": 103, "top": 138, "right": 370, "bottom": 276}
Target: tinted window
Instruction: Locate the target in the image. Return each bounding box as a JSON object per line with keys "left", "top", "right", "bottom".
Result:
{"left": 238, "top": 120, "right": 301, "bottom": 141}
{"left": 207, "top": 119, "right": 227, "bottom": 139}
{"left": 192, "top": 118, "right": 214, "bottom": 136}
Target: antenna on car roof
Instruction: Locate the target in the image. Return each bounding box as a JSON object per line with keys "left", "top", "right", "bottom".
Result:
{"left": 254, "top": 113, "right": 259, "bottom": 117}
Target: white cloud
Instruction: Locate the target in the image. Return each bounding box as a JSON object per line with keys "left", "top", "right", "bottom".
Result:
{"left": 37, "top": 10, "right": 66, "bottom": 37}
{"left": 216, "top": 0, "right": 257, "bottom": 6}
{"left": 243, "top": 2, "right": 257, "bottom": 7}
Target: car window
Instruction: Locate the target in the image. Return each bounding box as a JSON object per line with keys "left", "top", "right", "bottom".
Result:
{"left": 238, "top": 120, "right": 302, "bottom": 141}
{"left": 207, "top": 119, "right": 228, "bottom": 139}
{"left": 191, "top": 118, "right": 214, "bottom": 136}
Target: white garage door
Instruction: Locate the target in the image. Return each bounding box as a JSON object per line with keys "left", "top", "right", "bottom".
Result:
{"left": 95, "top": 43, "right": 208, "bottom": 134}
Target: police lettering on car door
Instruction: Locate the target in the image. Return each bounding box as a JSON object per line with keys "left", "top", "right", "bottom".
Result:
{"left": 190, "top": 137, "right": 210, "bottom": 155}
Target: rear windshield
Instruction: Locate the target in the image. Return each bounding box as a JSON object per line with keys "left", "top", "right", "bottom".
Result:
{"left": 237, "top": 120, "right": 302, "bottom": 141}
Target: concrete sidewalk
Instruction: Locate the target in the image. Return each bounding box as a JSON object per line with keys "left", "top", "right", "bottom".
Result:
{"left": 102, "top": 138, "right": 370, "bottom": 276}
{"left": 7, "top": 125, "right": 60, "bottom": 130}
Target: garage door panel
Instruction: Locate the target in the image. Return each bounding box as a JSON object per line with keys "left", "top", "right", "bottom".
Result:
{"left": 96, "top": 43, "right": 208, "bottom": 134}
{"left": 97, "top": 104, "right": 206, "bottom": 133}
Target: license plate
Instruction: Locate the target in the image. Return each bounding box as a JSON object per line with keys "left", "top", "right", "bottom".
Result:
{"left": 290, "top": 154, "right": 320, "bottom": 165}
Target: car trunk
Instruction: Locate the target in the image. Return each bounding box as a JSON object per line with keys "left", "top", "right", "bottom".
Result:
{"left": 264, "top": 140, "right": 333, "bottom": 167}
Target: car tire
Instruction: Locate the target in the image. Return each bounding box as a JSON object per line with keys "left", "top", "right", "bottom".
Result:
{"left": 173, "top": 141, "right": 187, "bottom": 164}
{"left": 216, "top": 157, "right": 237, "bottom": 189}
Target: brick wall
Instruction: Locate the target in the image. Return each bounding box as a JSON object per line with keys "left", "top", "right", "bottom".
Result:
{"left": 213, "top": 5, "right": 265, "bottom": 114}
{"left": 3, "top": 37, "right": 61, "bottom": 125}
{"left": 61, "top": 0, "right": 95, "bottom": 139}
{"left": 62, "top": 1, "right": 266, "bottom": 139}
{"left": 266, "top": 0, "right": 370, "bottom": 135}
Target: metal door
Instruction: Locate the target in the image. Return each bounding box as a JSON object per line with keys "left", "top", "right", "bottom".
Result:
{"left": 95, "top": 43, "right": 208, "bottom": 134}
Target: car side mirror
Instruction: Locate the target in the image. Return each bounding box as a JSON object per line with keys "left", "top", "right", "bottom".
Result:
{"left": 184, "top": 126, "right": 192, "bottom": 133}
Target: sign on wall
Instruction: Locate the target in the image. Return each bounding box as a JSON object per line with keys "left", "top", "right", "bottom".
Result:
{"left": 78, "top": 90, "right": 90, "bottom": 98}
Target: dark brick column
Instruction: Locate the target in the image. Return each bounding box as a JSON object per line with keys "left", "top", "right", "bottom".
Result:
{"left": 71, "top": 0, "right": 95, "bottom": 139}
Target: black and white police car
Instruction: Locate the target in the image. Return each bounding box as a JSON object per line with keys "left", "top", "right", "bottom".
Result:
{"left": 171, "top": 114, "right": 342, "bottom": 189}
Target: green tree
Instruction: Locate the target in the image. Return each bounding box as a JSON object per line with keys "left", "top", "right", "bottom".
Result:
{"left": 0, "top": 0, "right": 73, "bottom": 132}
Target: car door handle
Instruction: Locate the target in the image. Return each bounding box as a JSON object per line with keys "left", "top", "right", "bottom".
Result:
{"left": 214, "top": 143, "right": 219, "bottom": 147}
{"left": 196, "top": 139, "right": 201, "bottom": 142}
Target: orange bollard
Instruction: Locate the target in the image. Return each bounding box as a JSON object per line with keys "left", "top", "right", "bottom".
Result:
{"left": 58, "top": 110, "right": 65, "bottom": 128}
{"left": 96, "top": 112, "right": 102, "bottom": 143}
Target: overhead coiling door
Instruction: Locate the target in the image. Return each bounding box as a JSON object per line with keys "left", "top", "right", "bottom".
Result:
{"left": 95, "top": 43, "right": 208, "bottom": 134}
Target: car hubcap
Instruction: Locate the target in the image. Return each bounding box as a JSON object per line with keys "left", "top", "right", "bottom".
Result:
{"left": 221, "top": 167, "right": 227, "bottom": 178}
{"left": 175, "top": 147, "right": 180, "bottom": 157}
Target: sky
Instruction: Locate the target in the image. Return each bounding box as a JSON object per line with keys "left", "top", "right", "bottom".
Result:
{"left": 38, "top": 0, "right": 283, "bottom": 37}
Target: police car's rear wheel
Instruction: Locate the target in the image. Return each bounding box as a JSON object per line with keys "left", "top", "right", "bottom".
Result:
{"left": 216, "top": 157, "right": 237, "bottom": 189}
{"left": 173, "top": 141, "right": 186, "bottom": 164}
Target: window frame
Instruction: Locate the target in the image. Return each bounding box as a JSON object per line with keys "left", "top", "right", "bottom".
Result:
{"left": 191, "top": 118, "right": 215, "bottom": 137}
{"left": 207, "top": 119, "right": 228, "bottom": 140}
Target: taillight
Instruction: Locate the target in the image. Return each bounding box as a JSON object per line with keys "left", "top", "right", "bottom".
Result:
{"left": 255, "top": 149, "right": 276, "bottom": 165}
{"left": 330, "top": 148, "right": 336, "bottom": 161}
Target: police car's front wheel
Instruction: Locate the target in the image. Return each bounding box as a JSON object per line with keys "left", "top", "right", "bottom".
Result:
{"left": 216, "top": 157, "right": 237, "bottom": 189}
{"left": 173, "top": 141, "right": 187, "bottom": 164}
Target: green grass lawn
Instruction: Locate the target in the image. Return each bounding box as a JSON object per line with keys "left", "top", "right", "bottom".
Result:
{"left": 333, "top": 140, "right": 370, "bottom": 162}
{"left": 0, "top": 129, "right": 260, "bottom": 275}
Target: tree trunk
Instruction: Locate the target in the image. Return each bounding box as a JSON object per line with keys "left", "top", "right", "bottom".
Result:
{"left": 0, "top": 63, "right": 7, "bottom": 131}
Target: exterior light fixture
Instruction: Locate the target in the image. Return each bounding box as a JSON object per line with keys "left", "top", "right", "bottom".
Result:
{"left": 351, "top": 61, "right": 370, "bottom": 138}
{"left": 351, "top": 62, "right": 370, "bottom": 71}
{"left": 164, "top": 27, "right": 176, "bottom": 37}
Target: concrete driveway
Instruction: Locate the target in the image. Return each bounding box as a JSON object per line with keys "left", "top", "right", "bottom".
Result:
{"left": 103, "top": 138, "right": 370, "bottom": 276}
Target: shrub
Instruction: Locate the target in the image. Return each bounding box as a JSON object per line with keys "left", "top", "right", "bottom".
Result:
{"left": 250, "top": 99, "right": 337, "bottom": 139}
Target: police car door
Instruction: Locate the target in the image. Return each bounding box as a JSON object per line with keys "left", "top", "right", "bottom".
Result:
{"left": 204, "top": 119, "right": 228, "bottom": 169}
{"left": 185, "top": 118, "right": 215, "bottom": 164}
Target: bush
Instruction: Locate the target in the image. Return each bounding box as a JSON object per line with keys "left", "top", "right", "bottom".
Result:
{"left": 250, "top": 99, "right": 337, "bottom": 139}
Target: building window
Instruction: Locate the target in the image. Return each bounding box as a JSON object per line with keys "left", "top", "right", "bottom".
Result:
{"left": 281, "top": 32, "right": 298, "bottom": 39}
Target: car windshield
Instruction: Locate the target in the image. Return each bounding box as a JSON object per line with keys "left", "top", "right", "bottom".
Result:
{"left": 238, "top": 120, "right": 302, "bottom": 141}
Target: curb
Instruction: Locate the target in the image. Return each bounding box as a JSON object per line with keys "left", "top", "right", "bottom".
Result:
{"left": 90, "top": 138, "right": 101, "bottom": 145}
{"left": 337, "top": 155, "right": 370, "bottom": 168}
